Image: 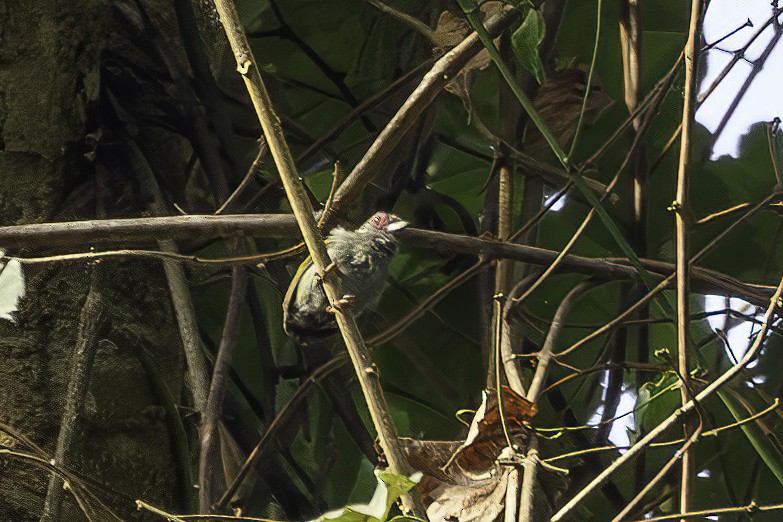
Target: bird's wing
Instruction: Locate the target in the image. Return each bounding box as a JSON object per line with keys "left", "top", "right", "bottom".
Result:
{"left": 282, "top": 234, "right": 344, "bottom": 334}
{"left": 282, "top": 254, "right": 314, "bottom": 335}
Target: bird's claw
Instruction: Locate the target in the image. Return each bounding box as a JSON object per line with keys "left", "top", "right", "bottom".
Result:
{"left": 326, "top": 294, "right": 355, "bottom": 314}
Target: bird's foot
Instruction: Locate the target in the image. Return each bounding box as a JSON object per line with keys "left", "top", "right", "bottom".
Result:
{"left": 322, "top": 262, "right": 337, "bottom": 276}
{"left": 326, "top": 294, "right": 355, "bottom": 314}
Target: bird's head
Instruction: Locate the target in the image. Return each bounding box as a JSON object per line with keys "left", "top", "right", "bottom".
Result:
{"left": 364, "top": 211, "right": 408, "bottom": 234}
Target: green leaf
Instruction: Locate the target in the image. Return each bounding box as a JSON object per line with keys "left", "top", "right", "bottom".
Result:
{"left": 310, "top": 470, "right": 421, "bottom": 522}
{"left": 634, "top": 371, "right": 679, "bottom": 436}
{"left": 717, "top": 387, "right": 783, "bottom": 489}
{"left": 511, "top": 8, "right": 546, "bottom": 84}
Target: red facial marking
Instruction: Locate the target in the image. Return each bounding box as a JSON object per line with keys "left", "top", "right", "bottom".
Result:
{"left": 370, "top": 212, "right": 390, "bottom": 230}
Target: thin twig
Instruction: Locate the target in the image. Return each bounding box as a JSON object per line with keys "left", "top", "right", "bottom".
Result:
{"left": 513, "top": 67, "right": 674, "bottom": 307}
{"left": 296, "top": 58, "right": 434, "bottom": 166}
{"left": 215, "top": 141, "right": 268, "bottom": 215}
{"left": 567, "top": 0, "right": 602, "bottom": 158}
{"left": 697, "top": 8, "right": 782, "bottom": 105}
{"left": 138, "top": 499, "right": 284, "bottom": 521}
{"left": 550, "top": 271, "right": 783, "bottom": 522}
{"left": 711, "top": 12, "right": 783, "bottom": 144}
{"left": 210, "top": 0, "right": 425, "bottom": 514}
{"left": 612, "top": 413, "right": 704, "bottom": 521}
{"left": 695, "top": 202, "right": 753, "bottom": 224}
{"left": 632, "top": 501, "right": 783, "bottom": 521}
{"left": 519, "top": 281, "right": 598, "bottom": 522}
{"left": 540, "top": 362, "right": 664, "bottom": 396}
{"left": 216, "top": 355, "right": 348, "bottom": 510}
{"left": 545, "top": 397, "right": 779, "bottom": 464}
{"left": 199, "top": 267, "right": 248, "bottom": 512}
{"left": 702, "top": 18, "right": 753, "bottom": 51}
{"left": 556, "top": 191, "right": 780, "bottom": 359}
{"left": 673, "top": 0, "right": 703, "bottom": 512}
{"left": 366, "top": 0, "right": 435, "bottom": 42}
{"left": 460, "top": 0, "right": 665, "bottom": 294}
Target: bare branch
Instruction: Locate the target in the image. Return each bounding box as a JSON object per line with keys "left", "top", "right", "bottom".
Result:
{"left": 710, "top": 18, "right": 783, "bottom": 145}
{"left": 519, "top": 281, "right": 599, "bottom": 522}
{"left": 199, "top": 267, "right": 248, "bottom": 512}
{"left": 40, "top": 267, "right": 105, "bottom": 522}
{"left": 0, "top": 212, "right": 777, "bottom": 306}
{"left": 210, "top": 0, "right": 425, "bottom": 514}
{"left": 674, "top": 0, "right": 703, "bottom": 512}
{"left": 631, "top": 501, "right": 783, "bottom": 521}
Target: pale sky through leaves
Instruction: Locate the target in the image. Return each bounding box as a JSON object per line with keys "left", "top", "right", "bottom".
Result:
{"left": 698, "top": 0, "right": 783, "bottom": 158}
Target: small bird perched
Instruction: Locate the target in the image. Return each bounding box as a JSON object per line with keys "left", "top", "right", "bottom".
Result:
{"left": 283, "top": 211, "right": 408, "bottom": 342}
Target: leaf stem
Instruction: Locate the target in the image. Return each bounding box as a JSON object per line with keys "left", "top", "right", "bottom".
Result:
{"left": 567, "top": 0, "right": 602, "bottom": 158}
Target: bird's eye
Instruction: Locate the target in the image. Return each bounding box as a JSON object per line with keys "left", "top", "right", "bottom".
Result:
{"left": 374, "top": 216, "right": 381, "bottom": 223}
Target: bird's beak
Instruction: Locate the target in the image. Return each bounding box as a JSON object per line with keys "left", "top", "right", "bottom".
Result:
{"left": 386, "top": 219, "right": 408, "bottom": 232}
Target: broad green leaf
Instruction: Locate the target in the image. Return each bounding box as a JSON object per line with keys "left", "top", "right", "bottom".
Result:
{"left": 511, "top": 8, "right": 546, "bottom": 84}
{"left": 717, "top": 387, "right": 783, "bottom": 489}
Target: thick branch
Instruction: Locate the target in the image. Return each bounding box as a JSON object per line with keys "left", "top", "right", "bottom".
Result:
{"left": 0, "top": 214, "right": 776, "bottom": 306}
{"left": 0, "top": 214, "right": 296, "bottom": 248}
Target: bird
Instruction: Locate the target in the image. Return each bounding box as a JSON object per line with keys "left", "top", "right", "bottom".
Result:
{"left": 283, "top": 211, "right": 408, "bottom": 343}
{"left": 281, "top": 211, "right": 408, "bottom": 465}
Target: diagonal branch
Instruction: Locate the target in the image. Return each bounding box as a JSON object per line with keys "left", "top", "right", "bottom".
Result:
{"left": 210, "top": 0, "right": 425, "bottom": 515}
{"left": 519, "top": 281, "right": 600, "bottom": 522}
{"left": 323, "top": 5, "right": 520, "bottom": 225}
{"left": 40, "top": 267, "right": 105, "bottom": 522}
{"left": 710, "top": 15, "right": 783, "bottom": 145}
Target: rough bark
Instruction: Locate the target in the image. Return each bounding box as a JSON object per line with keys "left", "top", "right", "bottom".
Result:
{"left": 0, "top": 1, "right": 192, "bottom": 519}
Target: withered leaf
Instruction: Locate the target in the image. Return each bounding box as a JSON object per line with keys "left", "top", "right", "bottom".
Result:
{"left": 445, "top": 386, "right": 536, "bottom": 477}
{"left": 426, "top": 468, "right": 511, "bottom": 522}
{"left": 526, "top": 63, "right": 614, "bottom": 151}
{"left": 434, "top": 2, "right": 503, "bottom": 116}
{"left": 400, "top": 386, "right": 538, "bottom": 520}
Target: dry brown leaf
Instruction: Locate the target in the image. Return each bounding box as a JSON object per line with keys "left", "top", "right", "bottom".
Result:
{"left": 426, "top": 468, "right": 510, "bottom": 522}
{"left": 445, "top": 386, "right": 536, "bottom": 478}
{"left": 526, "top": 62, "right": 614, "bottom": 151}
{"left": 400, "top": 387, "right": 539, "bottom": 519}
{"left": 434, "top": 3, "right": 503, "bottom": 117}
{"left": 432, "top": 10, "right": 469, "bottom": 50}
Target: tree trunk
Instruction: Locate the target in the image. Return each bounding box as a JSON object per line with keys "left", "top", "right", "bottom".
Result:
{"left": 0, "top": 1, "right": 193, "bottom": 519}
